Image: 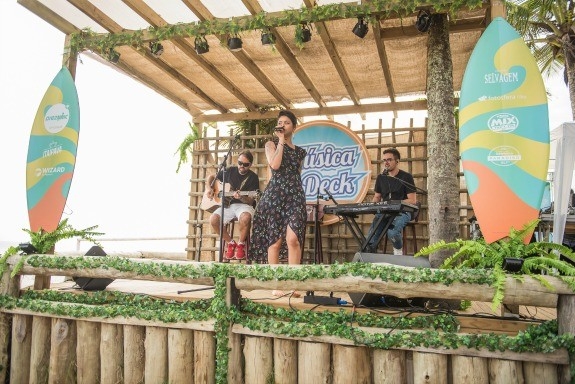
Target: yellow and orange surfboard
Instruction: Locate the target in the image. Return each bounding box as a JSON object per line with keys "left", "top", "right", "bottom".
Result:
{"left": 459, "top": 18, "right": 549, "bottom": 243}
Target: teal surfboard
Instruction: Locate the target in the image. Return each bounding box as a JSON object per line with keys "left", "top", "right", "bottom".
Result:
{"left": 26, "top": 67, "right": 80, "bottom": 232}
{"left": 459, "top": 18, "right": 549, "bottom": 243}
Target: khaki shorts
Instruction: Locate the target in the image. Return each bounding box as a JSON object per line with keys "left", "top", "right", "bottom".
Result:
{"left": 212, "top": 203, "right": 255, "bottom": 224}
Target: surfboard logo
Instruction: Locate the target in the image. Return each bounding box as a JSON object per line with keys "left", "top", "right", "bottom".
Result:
{"left": 487, "top": 113, "right": 519, "bottom": 133}
{"left": 44, "top": 103, "right": 70, "bottom": 134}
{"left": 487, "top": 146, "right": 521, "bottom": 166}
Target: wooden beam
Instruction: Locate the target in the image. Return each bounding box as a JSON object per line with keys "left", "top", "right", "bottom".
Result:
{"left": 17, "top": 0, "right": 78, "bottom": 34}
{"left": 373, "top": 21, "right": 396, "bottom": 106}
{"left": 192, "top": 99, "right": 430, "bottom": 123}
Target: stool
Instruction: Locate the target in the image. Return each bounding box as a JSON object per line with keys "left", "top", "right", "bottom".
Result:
{"left": 224, "top": 218, "right": 251, "bottom": 263}
{"left": 383, "top": 202, "right": 421, "bottom": 255}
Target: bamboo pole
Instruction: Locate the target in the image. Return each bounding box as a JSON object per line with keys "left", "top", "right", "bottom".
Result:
{"left": 76, "top": 320, "right": 100, "bottom": 384}
{"left": 373, "top": 350, "right": 406, "bottom": 384}
{"left": 48, "top": 318, "right": 77, "bottom": 384}
{"left": 29, "top": 316, "right": 51, "bottom": 384}
{"left": 144, "top": 326, "right": 168, "bottom": 383}
{"left": 244, "top": 336, "right": 273, "bottom": 384}
{"left": 168, "top": 328, "right": 194, "bottom": 384}
{"left": 123, "top": 325, "right": 145, "bottom": 384}
{"left": 100, "top": 323, "right": 123, "bottom": 384}
{"left": 10, "top": 314, "right": 32, "bottom": 384}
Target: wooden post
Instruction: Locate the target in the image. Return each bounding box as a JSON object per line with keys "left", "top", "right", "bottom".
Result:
{"left": 298, "top": 342, "right": 330, "bottom": 383}
{"left": 557, "top": 294, "right": 575, "bottom": 383}
{"left": 412, "top": 352, "right": 447, "bottom": 384}
{"left": 333, "top": 345, "right": 371, "bottom": 383}
{"left": 373, "top": 350, "right": 406, "bottom": 384}
{"left": 488, "top": 359, "right": 524, "bottom": 384}
{"left": 123, "top": 325, "right": 145, "bottom": 384}
{"left": 451, "top": 355, "right": 488, "bottom": 384}
{"left": 168, "top": 328, "right": 194, "bottom": 384}
{"left": 48, "top": 318, "right": 77, "bottom": 384}
{"left": 194, "top": 330, "right": 215, "bottom": 384}
{"left": 274, "top": 339, "right": 297, "bottom": 384}
{"left": 76, "top": 320, "right": 100, "bottom": 384}
{"left": 10, "top": 314, "right": 33, "bottom": 383}
{"left": 244, "top": 336, "right": 273, "bottom": 384}
{"left": 226, "top": 277, "right": 243, "bottom": 383}
{"left": 0, "top": 261, "right": 20, "bottom": 383}
{"left": 29, "top": 316, "right": 51, "bottom": 384}
{"left": 100, "top": 323, "right": 123, "bottom": 384}
{"left": 144, "top": 326, "right": 168, "bottom": 383}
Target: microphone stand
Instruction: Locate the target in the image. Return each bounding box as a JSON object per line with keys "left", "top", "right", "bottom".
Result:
{"left": 217, "top": 134, "right": 241, "bottom": 263}
{"left": 382, "top": 172, "right": 427, "bottom": 195}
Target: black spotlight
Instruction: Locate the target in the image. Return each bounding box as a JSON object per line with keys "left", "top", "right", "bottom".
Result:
{"left": 194, "top": 36, "right": 209, "bottom": 54}
{"left": 352, "top": 17, "right": 368, "bottom": 38}
{"left": 261, "top": 29, "right": 275, "bottom": 45}
{"left": 149, "top": 41, "right": 164, "bottom": 57}
{"left": 415, "top": 10, "right": 432, "bottom": 33}
{"left": 108, "top": 48, "right": 120, "bottom": 63}
{"left": 301, "top": 24, "right": 312, "bottom": 43}
{"left": 503, "top": 257, "right": 524, "bottom": 273}
{"left": 227, "top": 36, "right": 243, "bottom": 52}
{"left": 18, "top": 243, "right": 37, "bottom": 255}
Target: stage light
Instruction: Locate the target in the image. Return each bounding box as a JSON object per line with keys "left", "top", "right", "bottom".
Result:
{"left": 301, "top": 24, "right": 312, "bottom": 43}
{"left": 261, "top": 29, "right": 275, "bottom": 45}
{"left": 503, "top": 257, "right": 524, "bottom": 273}
{"left": 18, "top": 243, "right": 37, "bottom": 255}
{"left": 108, "top": 48, "right": 120, "bottom": 63}
{"left": 149, "top": 41, "right": 164, "bottom": 57}
{"left": 227, "top": 36, "right": 243, "bottom": 52}
{"left": 352, "top": 17, "right": 368, "bottom": 39}
{"left": 194, "top": 36, "right": 209, "bottom": 54}
{"left": 415, "top": 10, "right": 432, "bottom": 33}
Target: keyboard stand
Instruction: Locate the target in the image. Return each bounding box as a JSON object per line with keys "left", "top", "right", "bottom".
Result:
{"left": 338, "top": 211, "right": 400, "bottom": 252}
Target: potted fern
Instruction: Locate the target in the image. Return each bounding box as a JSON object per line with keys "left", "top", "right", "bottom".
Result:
{"left": 0, "top": 218, "right": 103, "bottom": 277}
{"left": 416, "top": 219, "right": 575, "bottom": 309}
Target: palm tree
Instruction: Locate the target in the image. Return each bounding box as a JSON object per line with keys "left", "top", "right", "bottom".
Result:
{"left": 505, "top": 0, "right": 575, "bottom": 119}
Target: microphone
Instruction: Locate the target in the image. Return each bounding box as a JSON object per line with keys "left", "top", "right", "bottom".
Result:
{"left": 383, "top": 167, "right": 389, "bottom": 176}
{"left": 274, "top": 126, "right": 284, "bottom": 132}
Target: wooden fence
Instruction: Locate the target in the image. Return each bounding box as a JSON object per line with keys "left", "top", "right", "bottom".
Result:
{"left": 1, "top": 254, "right": 574, "bottom": 384}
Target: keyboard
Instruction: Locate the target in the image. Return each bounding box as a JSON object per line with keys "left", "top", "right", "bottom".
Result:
{"left": 323, "top": 200, "right": 418, "bottom": 216}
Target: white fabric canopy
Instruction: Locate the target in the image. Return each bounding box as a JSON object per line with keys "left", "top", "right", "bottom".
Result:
{"left": 551, "top": 122, "right": 575, "bottom": 244}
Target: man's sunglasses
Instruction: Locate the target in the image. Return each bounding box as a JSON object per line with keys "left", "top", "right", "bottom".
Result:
{"left": 238, "top": 161, "right": 251, "bottom": 167}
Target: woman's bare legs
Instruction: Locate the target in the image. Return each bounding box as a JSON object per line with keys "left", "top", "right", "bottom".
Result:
{"left": 268, "top": 226, "right": 301, "bottom": 297}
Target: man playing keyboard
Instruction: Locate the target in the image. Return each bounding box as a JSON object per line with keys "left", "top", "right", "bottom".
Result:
{"left": 364, "top": 148, "right": 417, "bottom": 255}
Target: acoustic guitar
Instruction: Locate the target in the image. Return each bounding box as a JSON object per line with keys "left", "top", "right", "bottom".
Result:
{"left": 200, "top": 181, "right": 259, "bottom": 213}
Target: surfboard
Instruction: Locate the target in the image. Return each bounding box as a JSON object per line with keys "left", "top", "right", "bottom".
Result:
{"left": 26, "top": 66, "right": 80, "bottom": 232}
{"left": 459, "top": 17, "right": 549, "bottom": 243}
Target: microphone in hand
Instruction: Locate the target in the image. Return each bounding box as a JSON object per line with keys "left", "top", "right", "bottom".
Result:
{"left": 274, "top": 126, "right": 284, "bottom": 132}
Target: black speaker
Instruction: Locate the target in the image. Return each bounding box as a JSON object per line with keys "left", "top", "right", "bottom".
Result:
{"left": 348, "top": 252, "right": 430, "bottom": 307}
{"left": 73, "top": 246, "right": 114, "bottom": 291}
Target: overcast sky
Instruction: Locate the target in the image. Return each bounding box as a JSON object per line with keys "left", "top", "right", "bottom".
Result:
{"left": 0, "top": 1, "right": 572, "bottom": 252}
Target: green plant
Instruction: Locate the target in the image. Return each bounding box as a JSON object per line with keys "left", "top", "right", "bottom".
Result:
{"left": 0, "top": 219, "right": 103, "bottom": 277}
{"left": 175, "top": 122, "right": 202, "bottom": 173}
{"left": 416, "top": 219, "right": 575, "bottom": 310}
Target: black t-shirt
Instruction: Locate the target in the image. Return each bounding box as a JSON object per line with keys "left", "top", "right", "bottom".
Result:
{"left": 374, "top": 169, "right": 416, "bottom": 201}
{"left": 216, "top": 166, "right": 259, "bottom": 206}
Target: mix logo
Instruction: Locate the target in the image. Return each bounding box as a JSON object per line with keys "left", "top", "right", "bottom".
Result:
{"left": 487, "top": 146, "right": 522, "bottom": 166}
{"left": 293, "top": 121, "right": 371, "bottom": 205}
{"left": 44, "top": 103, "right": 70, "bottom": 134}
{"left": 488, "top": 113, "right": 519, "bottom": 133}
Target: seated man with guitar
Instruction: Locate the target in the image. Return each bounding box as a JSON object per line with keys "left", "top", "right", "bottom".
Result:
{"left": 203, "top": 150, "right": 260, "bottom": 260}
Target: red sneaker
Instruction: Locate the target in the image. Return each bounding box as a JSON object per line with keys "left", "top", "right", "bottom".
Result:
{"left": 235, "top": 243, "right": 246, "bottom": 260}
{"left": 225, "top": 241, "right": 236, "bottom": 260}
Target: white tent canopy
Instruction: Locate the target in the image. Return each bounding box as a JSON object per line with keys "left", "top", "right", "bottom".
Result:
{"left": 551, "top": 122, "right": 575, "bottom": 244}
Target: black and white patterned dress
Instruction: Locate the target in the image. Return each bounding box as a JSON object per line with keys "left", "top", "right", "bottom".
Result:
{"left": 251, "top": 141, "right": 307, "bottom": 263}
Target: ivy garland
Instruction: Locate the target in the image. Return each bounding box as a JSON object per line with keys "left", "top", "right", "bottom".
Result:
{"left": 67, "top": 0, "right": 484, "bottom": 55}
{"left": 3, "top": 255, "right": 575, "bottom": 382}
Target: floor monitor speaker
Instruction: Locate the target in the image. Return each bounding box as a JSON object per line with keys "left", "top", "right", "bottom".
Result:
{"left": 73, "top": 245, "right": 115, "bottom": 291}
{"left": 348, "top": 252, "right": 430, "bottom": 307}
